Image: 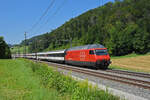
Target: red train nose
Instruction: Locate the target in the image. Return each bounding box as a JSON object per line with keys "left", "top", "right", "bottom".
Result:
{"left": 97, "top": 55, "right": 110, "bottom": 61}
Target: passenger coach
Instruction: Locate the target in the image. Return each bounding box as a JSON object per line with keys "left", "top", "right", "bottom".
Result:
{"left": 37, "top": 50, "right": 65, "bottom": 63}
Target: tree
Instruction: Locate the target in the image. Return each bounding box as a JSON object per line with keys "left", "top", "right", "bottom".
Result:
{"left": 0, "top": 37, "right": 11, "bottom": 59}
{"left": 133, "top": 28, "right": 150, "bottom": 54}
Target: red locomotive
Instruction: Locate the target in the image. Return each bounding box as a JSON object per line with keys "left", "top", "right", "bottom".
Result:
{"left": 65, "top": 44, "right": 111, "bottom": 69}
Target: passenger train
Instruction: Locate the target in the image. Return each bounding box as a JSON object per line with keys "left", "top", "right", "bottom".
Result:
{"left": 14, "top": 44, "right": 111, "bottom": 69}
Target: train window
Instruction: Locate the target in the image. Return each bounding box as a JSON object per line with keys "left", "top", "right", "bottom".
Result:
{"left": 89, "top": 50, "right": 94, "bottom": 55}
{"left": 47, "top": 53, "right": 65, "bottom": 57}
{"left": 95, "top": 49, "right": 108, "bottom": 55}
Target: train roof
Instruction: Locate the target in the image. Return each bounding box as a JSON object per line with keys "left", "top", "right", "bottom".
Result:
{"left": 37, "top": 49, "right": 66, "bottom": 55}
{"left": 67, "top": 44, "right": 105, "bottom": 51}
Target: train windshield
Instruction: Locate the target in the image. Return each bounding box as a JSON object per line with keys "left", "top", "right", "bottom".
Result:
{"left": 95, "top": 49, "right": 108, "bottom": 55}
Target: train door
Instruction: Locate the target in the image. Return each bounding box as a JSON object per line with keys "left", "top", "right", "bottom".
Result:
{"left": 89, "top": 50, "right": 96, "bottom": 62}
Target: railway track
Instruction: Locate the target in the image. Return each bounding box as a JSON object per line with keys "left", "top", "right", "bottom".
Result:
{"left": 106, "top": 69, "right": 150, "bottom": 79}
{"left": 34, "top": 60, "right": 150, "bottom": 90}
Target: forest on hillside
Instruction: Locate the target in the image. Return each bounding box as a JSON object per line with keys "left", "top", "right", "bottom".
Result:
{"left": 0, "top": 37, "right": 11, "bottom": 59}
{"left": 21, "top": 0, "right": 150, "bottom": 56}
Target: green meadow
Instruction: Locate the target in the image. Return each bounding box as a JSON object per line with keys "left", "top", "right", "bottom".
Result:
{"left": 0, "top": 59, "right": 119, "bottom": 100}
{"left": 0, "top": 59, "right": 59, "bottom": 100}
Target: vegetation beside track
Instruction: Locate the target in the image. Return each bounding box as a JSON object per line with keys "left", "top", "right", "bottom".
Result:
{"left": 10, "top": 46, "right": 29, "bottom": 54}
{"left": 0, "top": 59, "right": 60, "bottom": 100}
{"left": 0, "top": 59, "right": 119, "bottom": 100}
{"left": 110, "top": 53, "right": 150, "bottom": 73}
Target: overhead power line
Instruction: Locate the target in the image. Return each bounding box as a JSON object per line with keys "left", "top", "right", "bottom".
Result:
{"left": 33, "top": 0, "right": 67, "bottom": 34}
{"left": 45, "top": 0, "right": 67, "bottom": 25}
{"left": 28, "top": 0, "right": 67, "bottom": 38}
{"left": 28, "top": 0, "right": 56, "bottom": 33}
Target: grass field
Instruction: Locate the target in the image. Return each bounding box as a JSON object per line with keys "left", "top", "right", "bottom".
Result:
{"left": 0, "top": 59, "right": 60, "bottom": 100}
{"left": 110, "top": 53, "right": 150, "bottom": 73}
{"left": 0, "top": 59, "right": 119, "bottom": 100}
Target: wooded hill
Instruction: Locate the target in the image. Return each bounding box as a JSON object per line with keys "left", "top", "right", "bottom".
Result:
{"left": 0, "top": 37, "right": 11, "bottom": 59}
{"left": 21, "top": 0, "right": 150, "bottom": 56}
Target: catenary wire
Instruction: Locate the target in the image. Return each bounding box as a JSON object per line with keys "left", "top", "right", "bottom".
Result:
{"left": 27, "top": 0, "right": 56, "bottom": 34}
{"left": 33, "top": 0, "right": 67, "bottom": 35}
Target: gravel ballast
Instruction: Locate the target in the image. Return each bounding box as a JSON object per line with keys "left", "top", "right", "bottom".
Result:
{"left": 58, "top": 67, "right": 150, "bottom": 100}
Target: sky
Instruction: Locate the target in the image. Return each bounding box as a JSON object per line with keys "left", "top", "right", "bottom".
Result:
{"left": 0, "top": 0, "right": 114, "bottom": 44}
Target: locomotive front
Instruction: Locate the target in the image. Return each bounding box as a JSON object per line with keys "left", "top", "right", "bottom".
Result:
{"left": 94, "top": 48, "right": 111, "bottom": 69}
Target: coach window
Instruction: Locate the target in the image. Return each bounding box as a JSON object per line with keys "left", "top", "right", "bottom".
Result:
{"left": 89, "top": 50, "right": 94, "bottom": 55}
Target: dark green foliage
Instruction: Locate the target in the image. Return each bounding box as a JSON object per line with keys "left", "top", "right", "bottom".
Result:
{"left": 0, "top": 37, "right": 11, "bottom": 59}
{"left": 22, "top": 0, "right": 150, "bottom": 56}
{"left": 133, "top": 28, "right": 150, "bottom": 54}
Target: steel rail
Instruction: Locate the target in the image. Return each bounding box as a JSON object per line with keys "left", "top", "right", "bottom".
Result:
{"left": 36, "top": 60, "right": 150, "bottom": 90}
{"left": 106, "top": 69, "right": 150, "bottom": 79}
